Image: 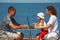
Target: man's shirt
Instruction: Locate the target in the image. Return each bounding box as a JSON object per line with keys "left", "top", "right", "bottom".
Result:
{"left": 0, "top": 15, "right": 20, "bottom": 32}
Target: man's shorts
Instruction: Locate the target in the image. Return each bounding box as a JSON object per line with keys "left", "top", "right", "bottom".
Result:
{"left": 1, "top": 31, "right": 21, "bottom": 38}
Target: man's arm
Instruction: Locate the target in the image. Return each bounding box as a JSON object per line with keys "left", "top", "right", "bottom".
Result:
{"left": 9, "top": 23, "right": 28, "bottom": 29}
{"left": 8, "top": 18, "right": 28, "bottom": 29}
{"left": 11, "top": 18, "right": 21, "bottom": 26}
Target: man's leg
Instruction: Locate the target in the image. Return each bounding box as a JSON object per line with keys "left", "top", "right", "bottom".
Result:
{"left": 5, "top": 31, "right": 24, "bottom": 40}
{"left": 16, "top": 33, "right": 24, "bottom": 40}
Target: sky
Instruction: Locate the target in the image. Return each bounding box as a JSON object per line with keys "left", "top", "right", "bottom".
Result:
{"left": 0, "top": 0, "right": 60, "bottom": 3}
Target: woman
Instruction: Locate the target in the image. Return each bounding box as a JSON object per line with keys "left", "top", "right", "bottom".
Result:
{"left": 34, "top": 6, "right": 59, "bottom": 40}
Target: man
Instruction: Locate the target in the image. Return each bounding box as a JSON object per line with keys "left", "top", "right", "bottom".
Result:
{"left": 0, "top": 6, "right": 29, "bottom": 40}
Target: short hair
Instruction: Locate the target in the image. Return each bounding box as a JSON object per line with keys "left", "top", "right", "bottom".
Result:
{"left": 8, "top": 6, "right": 16, "bottom": 13}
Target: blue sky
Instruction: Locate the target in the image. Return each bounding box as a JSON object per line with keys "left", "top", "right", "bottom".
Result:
{"left": 0, "top": 0, "right": 60, "bottom": 3}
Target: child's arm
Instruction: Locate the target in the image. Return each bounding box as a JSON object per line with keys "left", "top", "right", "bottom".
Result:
{"left": 33, "top": 20, "right": 44, "bottom": 28}
{"left": 40, "top": 20, "right": 44, "bottom": 26}
{"left": 33, "top": 23, "right": 38, "bottom": 28}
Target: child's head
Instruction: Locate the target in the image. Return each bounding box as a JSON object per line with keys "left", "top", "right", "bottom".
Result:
{"left": 37, "top": 12, "right": 45, "bottom": 21}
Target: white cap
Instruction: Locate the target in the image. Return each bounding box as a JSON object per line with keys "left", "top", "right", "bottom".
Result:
{"left": 37, "top": 12, "right": 45, "bottom": 19}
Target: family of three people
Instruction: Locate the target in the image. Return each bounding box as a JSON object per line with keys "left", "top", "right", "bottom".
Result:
{"left": 0, "top": 5, "right": 59, "bottom": 40}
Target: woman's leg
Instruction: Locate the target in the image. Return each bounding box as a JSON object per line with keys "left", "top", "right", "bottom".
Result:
{"left": 47, "top": 32, "right": 58, "bottom": 40}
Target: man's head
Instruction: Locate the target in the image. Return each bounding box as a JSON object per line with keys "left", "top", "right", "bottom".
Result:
{"left": 8, "top": 6, "right": 16, "bottom": 17}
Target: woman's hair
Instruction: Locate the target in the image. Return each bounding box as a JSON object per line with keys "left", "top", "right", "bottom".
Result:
{"left": 46, "top": 6, "right": 57, "bottom": 16}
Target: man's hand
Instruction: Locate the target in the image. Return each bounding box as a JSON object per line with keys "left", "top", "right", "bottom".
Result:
{"left": 19, "top": 24, "right": 29, "bottom": 29}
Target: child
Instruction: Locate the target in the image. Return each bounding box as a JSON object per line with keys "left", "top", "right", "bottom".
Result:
{"left": 33, "top": 12, "right": 48, "bottom": 40}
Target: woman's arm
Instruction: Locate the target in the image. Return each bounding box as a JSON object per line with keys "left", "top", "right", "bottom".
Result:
{"left": 39, "top": 24, "right": 52, "bottom": 29}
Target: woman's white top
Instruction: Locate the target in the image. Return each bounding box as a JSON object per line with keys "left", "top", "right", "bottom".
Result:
{"left": 47, "top": 15, "right": 59, "bottom": 33}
